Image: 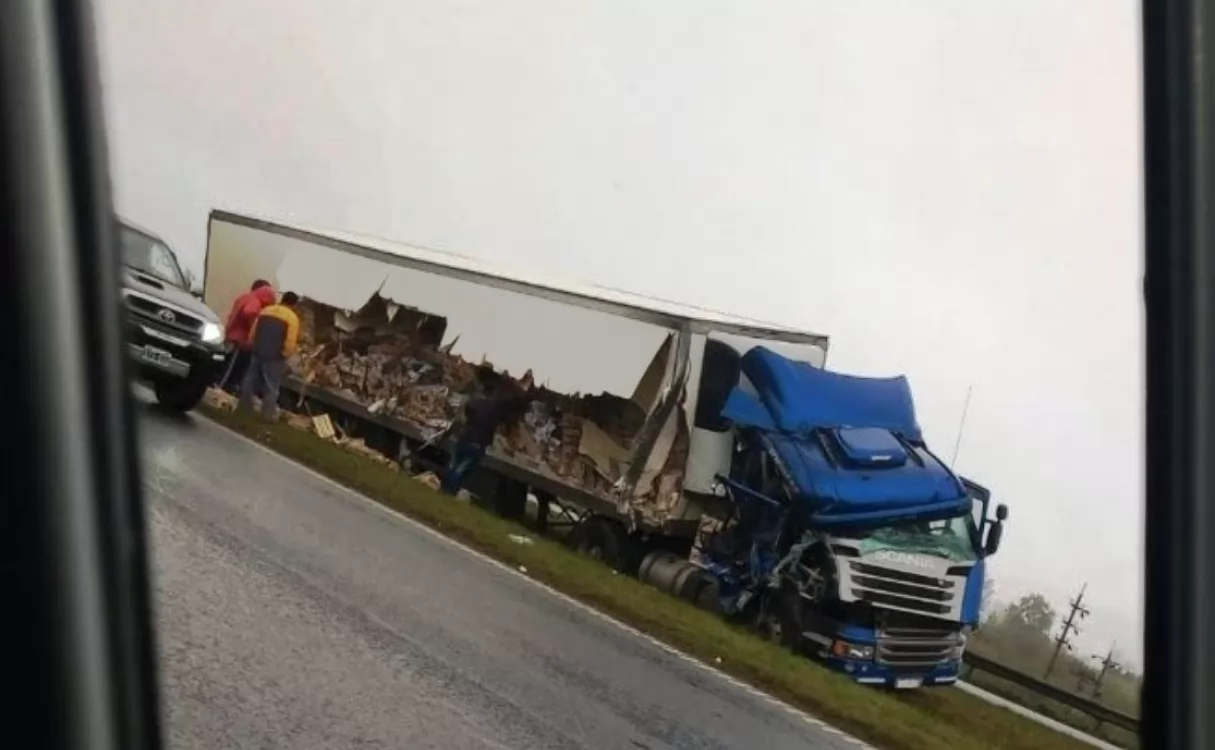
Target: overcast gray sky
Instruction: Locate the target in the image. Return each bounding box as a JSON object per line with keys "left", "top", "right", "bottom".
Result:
{"left": 96, "top": 1, "right": 1144, "bottom": 665}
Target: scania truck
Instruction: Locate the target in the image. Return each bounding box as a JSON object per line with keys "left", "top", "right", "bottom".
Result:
{"left": 202, "top": 210, "right": 1007, "bottom": 687}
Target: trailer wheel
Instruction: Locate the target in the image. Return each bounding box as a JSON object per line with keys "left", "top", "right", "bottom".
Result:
{"left": 571, "top": 517, "right": 638, "bottom": 575}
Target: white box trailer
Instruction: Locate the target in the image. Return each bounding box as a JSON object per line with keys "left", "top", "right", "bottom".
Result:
{"left": 203, "top": 210, "right": 829, "bottom": 551}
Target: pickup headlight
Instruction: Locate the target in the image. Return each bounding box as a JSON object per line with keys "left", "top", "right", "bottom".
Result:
{"left": 200, "top": 322, "right": 223, "bottom": 344}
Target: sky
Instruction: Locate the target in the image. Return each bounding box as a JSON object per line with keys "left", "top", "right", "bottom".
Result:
{"left": 95, "top": 1, "right": 1144, "bottom": 666}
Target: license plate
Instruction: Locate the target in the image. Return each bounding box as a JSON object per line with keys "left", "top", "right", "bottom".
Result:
{"left": 141, "top": 345, "right": 172, "bottom": 365}
{"left": 894, "top": 678, "right": 923, "bottom": 690}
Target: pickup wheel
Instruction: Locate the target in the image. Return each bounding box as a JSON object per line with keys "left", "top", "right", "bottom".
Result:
{"left": 571, "top": 517, "right": 638, "bottom": 575}
{"left": 153, "top": 377, "right": 209, "bottom": 413}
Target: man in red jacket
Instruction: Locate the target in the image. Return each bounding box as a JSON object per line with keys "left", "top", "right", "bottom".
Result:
{"left": 217, "top": 279, "right": 277, "bottom": 393}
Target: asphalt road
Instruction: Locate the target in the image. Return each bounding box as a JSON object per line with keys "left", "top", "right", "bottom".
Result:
{"left": 138, "top": 402, "right": 866, "bottom": 750}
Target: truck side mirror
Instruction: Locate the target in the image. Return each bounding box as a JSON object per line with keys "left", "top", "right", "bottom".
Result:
{"left": 994, "top": 503, "right": 1008, "bottom": 521}
{"left": 984, "top": 520, "right": 1004, "bottom": 556}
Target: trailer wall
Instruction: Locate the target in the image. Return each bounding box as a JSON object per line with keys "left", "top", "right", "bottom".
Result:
{"left": 205, "top": 215, "right": 673, "bottom": 399}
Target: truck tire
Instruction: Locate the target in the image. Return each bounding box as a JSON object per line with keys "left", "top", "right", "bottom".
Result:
{"left": 153, "top": 377, "right": 209, "bottom": 413}
{"left": 760, "top": 585, "right": 805, "bottom": 651}
{"left": 571, "top": 516, "right": 638, "bottom": 575}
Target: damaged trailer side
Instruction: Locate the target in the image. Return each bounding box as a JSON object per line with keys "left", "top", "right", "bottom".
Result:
{"left": 289, "top": 292, "right": 695, "bottom": 525}
{"left": 202, "top": 210, "right": 828, "bottom": 551}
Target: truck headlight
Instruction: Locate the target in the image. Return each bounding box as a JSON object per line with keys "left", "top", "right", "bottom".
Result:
{"left": 201, "top": 322, "right": 223, "bottom": 344}
{"left": 831, "top": 640, "right": 875, "bottom": 660}
{"left": 951, "top": 631, "right": 970, "bottom": 660}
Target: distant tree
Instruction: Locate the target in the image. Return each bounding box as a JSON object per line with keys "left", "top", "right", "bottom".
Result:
{"left": 998, "top": 592, "right": 1057, "bottom": 636}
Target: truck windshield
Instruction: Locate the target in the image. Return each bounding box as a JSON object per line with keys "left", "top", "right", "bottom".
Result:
{"left": 120, "top": 224, "right": 186, "bottom": 288}
{"left": 855, "top": 515, "right": 978, "bottom": 562}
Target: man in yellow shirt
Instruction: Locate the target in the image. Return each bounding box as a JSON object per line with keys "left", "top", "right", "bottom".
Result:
{"left": 238, "top": 291, "right": 301, "bottom": 420}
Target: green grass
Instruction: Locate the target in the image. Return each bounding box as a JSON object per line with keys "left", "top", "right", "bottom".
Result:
{"left": 203, "top": 404, "right": 1101, "bottom": 750}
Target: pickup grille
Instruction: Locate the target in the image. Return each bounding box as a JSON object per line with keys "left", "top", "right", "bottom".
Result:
{"left": 124, "top": 293, "right": 204, "bottom": 338}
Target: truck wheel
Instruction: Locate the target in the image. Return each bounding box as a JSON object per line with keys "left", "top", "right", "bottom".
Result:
{"left": 758, "top": 610, "right": 800, "bottom": 650}
{"left": 572, "top": 517, "right": 638, "bottom": 575}
{"left": 153, "top": 378, "right": 209, "bottom": 413}
{"left": 762, "top": 586, "right": 805, "bottom": 651}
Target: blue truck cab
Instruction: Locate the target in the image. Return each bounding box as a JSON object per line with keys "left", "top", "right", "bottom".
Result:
{"left": 691, "top": 346, "right": 1008, "bottom": 688}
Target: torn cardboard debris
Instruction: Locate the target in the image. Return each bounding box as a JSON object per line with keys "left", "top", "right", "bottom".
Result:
{"left": 285, "top": 293, "right": 688, "bottom": 510}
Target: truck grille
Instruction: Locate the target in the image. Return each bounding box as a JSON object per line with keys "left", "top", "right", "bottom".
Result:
{"left": 848, "top": 562, "right": 957, "bottom": 617}
{"left": 876, "top": 629, "right": 959, "bottom": 667}
{"left": 124, "top": 293, "right": 204, "bottom": 338}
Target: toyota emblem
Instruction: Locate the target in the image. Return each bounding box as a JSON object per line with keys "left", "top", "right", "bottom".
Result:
{"left": 157, "top": 309, "right": 176, "bottom": 324}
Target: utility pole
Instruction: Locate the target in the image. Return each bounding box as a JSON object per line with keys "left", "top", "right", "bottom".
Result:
{"left": 1045, "top": 583, "right": 1090, "bottom": 680}
{"left": 1089, "top": 643, "right": 1122, "bottom": 700}
{"left": 949, "top": 385, "right": 973, "bottom": 468}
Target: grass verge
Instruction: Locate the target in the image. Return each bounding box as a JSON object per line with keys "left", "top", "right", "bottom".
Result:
{"left": 203, "top": 404, "right": 1099, "bottom": 750}
{"left": 964, "top": 667, "right": 1136, "bottom": 749}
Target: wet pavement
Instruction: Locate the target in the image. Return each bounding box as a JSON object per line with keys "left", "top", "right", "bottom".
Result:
{"left": 139, "top": 401, "right": 861, "bottom": 750}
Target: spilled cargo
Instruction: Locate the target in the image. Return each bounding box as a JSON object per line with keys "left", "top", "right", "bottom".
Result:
{"left": 285, "top": 291, "right": 688, "bottom": 516}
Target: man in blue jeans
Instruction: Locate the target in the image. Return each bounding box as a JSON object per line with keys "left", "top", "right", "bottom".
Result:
{"left": 238, "top": 291, "right": 300, "bottom": 421}
{"left": 440, "top": 378, "right": 532, "bottom": 496}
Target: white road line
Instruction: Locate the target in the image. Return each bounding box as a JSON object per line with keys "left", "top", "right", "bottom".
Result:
{"left": 194, "top": 414, "right": 877, "bottom": 749}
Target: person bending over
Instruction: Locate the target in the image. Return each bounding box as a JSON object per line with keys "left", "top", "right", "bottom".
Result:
{"left": 238, "top": 291, "right": 300, "bottom": 420}
{"left": 440, "top": 378, "right": 532, "bottom": 496}
{"left": 219, "top": 279, "right": 276, "bottom": 393}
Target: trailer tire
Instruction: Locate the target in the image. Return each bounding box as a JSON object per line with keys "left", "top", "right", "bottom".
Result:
{"left": 571, "top": 517, "right": 638, "bottom": 575}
